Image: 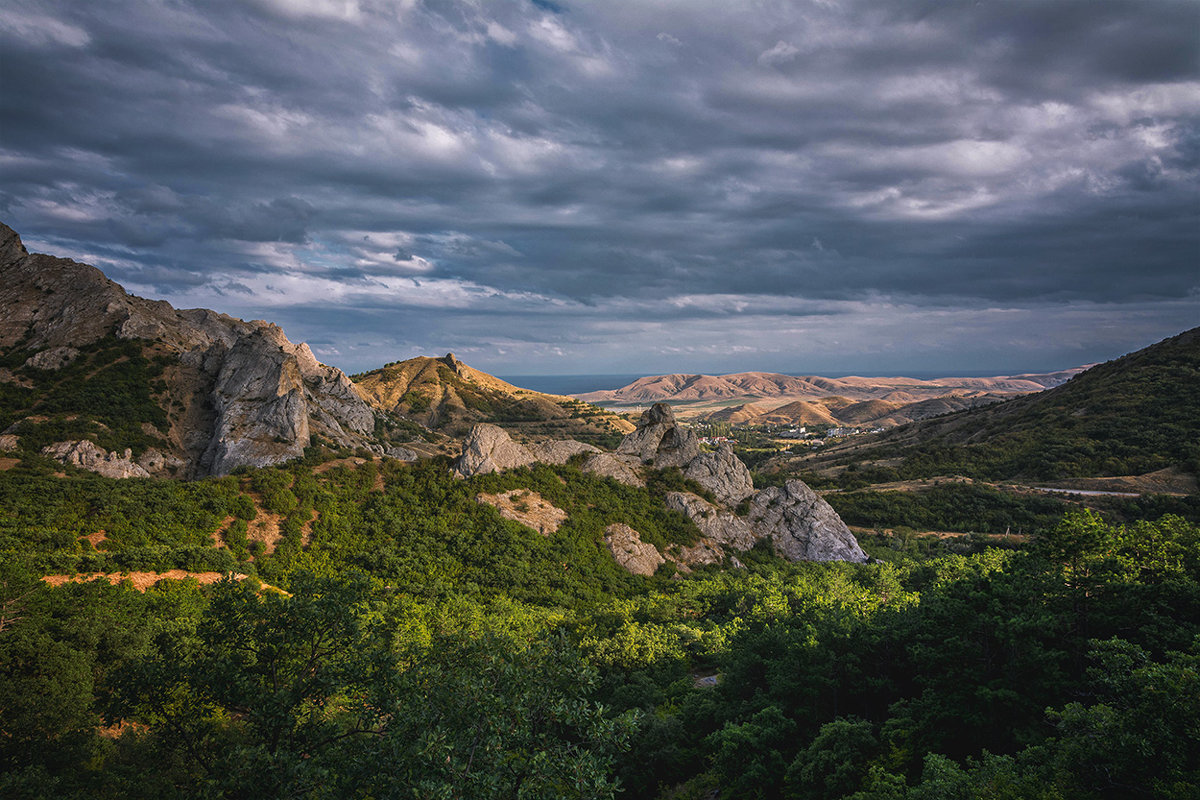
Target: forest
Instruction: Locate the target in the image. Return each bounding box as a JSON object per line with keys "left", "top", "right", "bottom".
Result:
{"left": 1, "top": 450, "right": 1197, "bottom": 799}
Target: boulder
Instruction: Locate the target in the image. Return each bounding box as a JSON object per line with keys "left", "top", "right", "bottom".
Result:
{"left": 604, "top": 523, "right": 665, "bottom": 576}
{"left": 684, "top": 442, "right": 755, "bottom": 505}
{"left": 664, "top": 491, "right": 757, "bottom": 551}
{"left": 453, "top": 424, "right": 536, "bottom": 478}
{"left": 42, "top": 440, "right": 151, "bottom": 479}
{"left": 749, "top": 479, "right": 867, "bottom": 563}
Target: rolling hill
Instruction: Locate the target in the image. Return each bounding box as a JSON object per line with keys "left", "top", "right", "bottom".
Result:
{"left": 778, "top": 326, "right": 1200, "bottom": 482}
{"left": 352, "top": 354, "right": 634, "bottom": 447}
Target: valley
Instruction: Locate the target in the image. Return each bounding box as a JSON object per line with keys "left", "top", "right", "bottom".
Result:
{"left": 0, "top": 223, "right": 1196, "bottom": 799}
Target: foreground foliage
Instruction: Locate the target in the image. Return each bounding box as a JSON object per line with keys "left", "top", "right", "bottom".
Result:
{"left": 0, "top": 452, "right": 1197, "bottom": 798}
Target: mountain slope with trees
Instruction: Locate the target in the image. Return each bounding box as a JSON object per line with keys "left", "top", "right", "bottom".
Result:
{"left": 781, "top": 327, "right": 1200, "bottom": 482}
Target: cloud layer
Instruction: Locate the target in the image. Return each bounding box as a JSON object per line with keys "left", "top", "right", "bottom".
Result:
{"left": 2, "top": 0, "right": 1197, "bottom": 376}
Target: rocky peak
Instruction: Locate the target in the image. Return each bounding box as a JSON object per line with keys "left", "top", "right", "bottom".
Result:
{"left": 617, "top": 402, "right": 700, "bottom": 467}
{"left": 0, "top": 221, "right": 381, "bottom": 477}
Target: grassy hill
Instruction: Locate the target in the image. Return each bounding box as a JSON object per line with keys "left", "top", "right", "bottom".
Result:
{"left": 352, "top": 353, "right": 634, "bottom": 447}
{"left": 782, "top": 327, "right": 1200, "bottom": 482}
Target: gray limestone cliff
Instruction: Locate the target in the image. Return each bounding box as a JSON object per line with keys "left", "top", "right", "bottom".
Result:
{"left": 0, "top": 221, "right": 380, "bottom": 477}
{"left": 453, "top": 424, "right": 537, "bottom": 478}
{"left": 749, "top": 480, "right": 868, "bottom": 563}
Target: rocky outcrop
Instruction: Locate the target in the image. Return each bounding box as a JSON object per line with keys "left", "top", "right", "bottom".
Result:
{"left": 684, "top": 442, "right": 755, "bottom": 505}
{"left": 453, "top": 424, "right": 536, "bottom": 478}
{"left": 452, "top": 425, "right": 604, "bottom": 478}
{"left": 665, "top": 492, "right": 757, "bottom": 551}
{"left": 617, "top": 403, "right": 700, "bottom": 467}
{"left": 24, "top": 346, "right": 79, "bottom": 371}
{"left": 0, "top": 434, "right": 18, "bottom": 451}
{"left": 579, "top": 452, "right": 646, "bottom": 487}
{"left": 604, "top": 523, "right": 665, "bottom": 576}
{"left": 528, "top": 439, "right": 601, "bottom": 465}
{"left": 0, "top": 222, "right": 382, "bottom": 477}
{"left": 450, "top": 400, "right": 866, "bottom": 567}
{"left": 41, "top": 440, "right": 151, "bottom": 479}
{"left": 749, "top": 480, "right": 868, "bottom": 563}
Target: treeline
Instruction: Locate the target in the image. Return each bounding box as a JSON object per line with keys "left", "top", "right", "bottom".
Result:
{"left": 2, "top": 510, "right": 1197, "bottom": 798}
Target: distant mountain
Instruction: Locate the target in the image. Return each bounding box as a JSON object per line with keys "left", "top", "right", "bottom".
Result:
{"left": 352, "top": 354, "right": 634, "bottom": 446}
{"left": 784, "top": 327, "right": 1200, "bottom": 481}
{"left": 698, "top": 391, "right": 1015, "bottom": 429}
{"left": 577, "top": 368, "right": 1084, "bottom": 405}
{"left": 0, "top": 221, "right": 383, "bottom": 476}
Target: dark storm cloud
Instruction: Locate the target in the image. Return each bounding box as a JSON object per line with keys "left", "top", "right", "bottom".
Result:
{"left": 1, "top": 0, "right": 1196, "bottom": 375}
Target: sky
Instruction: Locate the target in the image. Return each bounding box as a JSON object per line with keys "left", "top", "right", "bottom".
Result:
{"left": 1, "top": 0, "right": 1197, "bottom": 379}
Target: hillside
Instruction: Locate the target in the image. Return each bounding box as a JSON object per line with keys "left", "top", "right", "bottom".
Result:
{"left": 578, "top": 367, "right": 1083, "bottom": 405}
{"left": 778, "top": 327, "right": 1200, "bottom": 482}
{"left": 353, "top": 354, "right": 634, "bottom": 447}
{"left": 697, "top": 390, "right": 1012, "bottom": 429}
{"left": 0, "top": 222, "right": 390, "bottom": 476}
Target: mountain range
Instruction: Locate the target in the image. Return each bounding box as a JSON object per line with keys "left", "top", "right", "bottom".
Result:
{"left": 576, "top": 367, "right": 1086, "bottom": 429}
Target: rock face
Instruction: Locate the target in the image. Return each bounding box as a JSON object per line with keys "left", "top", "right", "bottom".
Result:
{"left": 603, "top": 523, "right": 665, "bottom": 576}
{"left": 0, "top": 221, "right": 381, "bottom": 477}
{"left": 617, "top": 403, "right": 700, "bottom": 467}
{"left": 453, "top": 424, "right": 536, "bottom": 478}
{"left": 453, "top": 423, "right": 603, "bottom": 478}
{"left": 684, "top": 442, "right": 755, "bottom": 505}
{"left": 664, "top": 492, "right": 757, "bottom": 551}
{"left": 450, "top": 398, "right": 866, "bottom": 568}
{"left": 750, "top": 480, "right": 868, "bottom": 563}
{"left": 41, "top": 440, "right": 151, "bottom": 479}
{"left": 528, "top": 439, "right": 601, "bottom": 465}
{"left": 579, "top": 452, "right": 646, "bottom": 487}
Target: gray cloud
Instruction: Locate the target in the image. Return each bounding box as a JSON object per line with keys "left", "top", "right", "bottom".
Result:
{"left": 1, "top": 0, "right": 1196, "bottom": 376}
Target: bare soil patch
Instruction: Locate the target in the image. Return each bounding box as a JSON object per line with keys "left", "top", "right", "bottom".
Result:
{"left": 312, "top": 456, "right": 370, "bottom": 475}
{"left": 81, "top": 529, "right": 108, "bottom": 550}
{"left": 42, "top": 570, "right": 254, "bottom": 591}
{"left": 476, "top": 489, "right": 568, "bottom": 536}
{"left": 0, "top": 458, "right": 20, "bottom": 471}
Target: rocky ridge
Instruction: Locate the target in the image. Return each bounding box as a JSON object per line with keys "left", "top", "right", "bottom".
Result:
{"left": 0, "top": 221, "right": 380, "bottom": 477}
{"left": 452, "top": 403, "right": 866, "bottom": 570}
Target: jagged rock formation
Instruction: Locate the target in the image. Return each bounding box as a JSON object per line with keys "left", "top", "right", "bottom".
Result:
{"left": 749, "top": 480, "right": 867, "bottom": 562}
{"left": 528, "top": 439, "right": 601, "bottom": 464}
{"left": 41, "top": 440, "right": 151, "bottom": 479}
{"left": 579, "top": 452, "right": 646, "bottom": 487}
{"left": 453, "top": 423, "right": 600, "bottom": 478}
{"left": 603, "top": 523, "right": 666, "bottom": 576}
{"left": 0, "top": 221, "right": 381, "bottom": 476}
{"left": 616, "top": 403, "right": 700, "bottom": 467}
{"left": 664, "top": 492, "right": 757, "bottom": 551}
{"left": 453, "top": 424, "right": 537, "bottom": 478}
{"left": 684, "top": 442, "right": 755, "bottom": 505}
{"left": 451, "top": 401, "right": 866, "bottom": 569}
